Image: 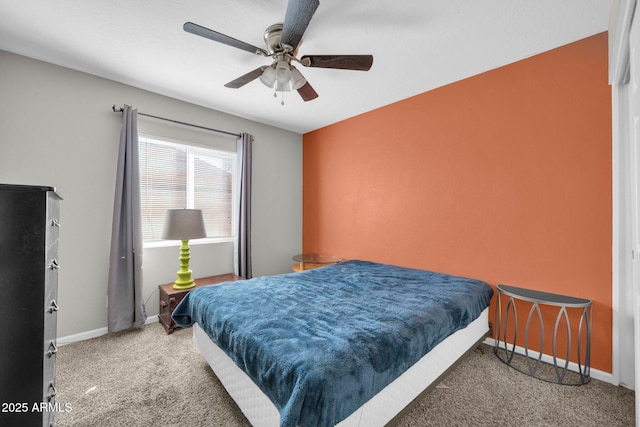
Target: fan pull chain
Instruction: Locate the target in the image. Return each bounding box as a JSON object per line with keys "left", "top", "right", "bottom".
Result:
{"left": 274, "top": 89, "right": 285, "bottom": 106}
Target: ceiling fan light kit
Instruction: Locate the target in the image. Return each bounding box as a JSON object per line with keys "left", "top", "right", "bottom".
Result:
{"left": 183, "top": 0, "right": 373, "bottom": 103}
{"left": 289, "top": 66, "right": 306, "bottom": 90}
{"left": 275, "top": 60, "right": 292, "bottom": 85}
{"left": 259, "top": 66, "right": 277, "bottom": 88}
{"left": 276, "top": 81, "right": 291, "bottom": 94}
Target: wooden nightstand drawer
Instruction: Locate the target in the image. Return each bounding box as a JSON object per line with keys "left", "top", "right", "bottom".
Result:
{"left": 158, "top": 273, "right": 242, "bottom": 334}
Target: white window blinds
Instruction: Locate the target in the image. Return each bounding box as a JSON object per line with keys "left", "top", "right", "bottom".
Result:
{"left": 139, "top": 136, "right": 236, "bottom": 242}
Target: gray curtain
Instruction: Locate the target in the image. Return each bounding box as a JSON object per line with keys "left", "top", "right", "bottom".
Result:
{"left": 235, "top": 132, "right": 253, "bottom": 279}
{"left": 107, "top": 105, "right": 146, "bottom": 332}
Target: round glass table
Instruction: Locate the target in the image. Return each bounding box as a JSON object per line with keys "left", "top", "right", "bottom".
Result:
{"left": 291, "top": 254, "right": 343, "bottom": 272}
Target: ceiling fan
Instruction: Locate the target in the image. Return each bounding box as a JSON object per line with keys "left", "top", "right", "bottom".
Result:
{"left": 183, "top": 0, "right": 373, "bottom": 103}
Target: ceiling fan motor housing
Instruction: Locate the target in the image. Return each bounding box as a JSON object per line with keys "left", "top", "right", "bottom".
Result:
{"left": 263, "top": 24, "right": 287, "bottom": 55}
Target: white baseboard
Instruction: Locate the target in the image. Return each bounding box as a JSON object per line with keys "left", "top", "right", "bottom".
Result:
{"left": 57, "top": 315, "right": 159, "bottom": 346}
{"left": 483, "top": 337, "right": 614, "bottom": 385}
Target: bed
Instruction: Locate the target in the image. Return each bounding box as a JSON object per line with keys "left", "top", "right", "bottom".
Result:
{"left": 172, "top": 260, "right": 493, "bottom": 427}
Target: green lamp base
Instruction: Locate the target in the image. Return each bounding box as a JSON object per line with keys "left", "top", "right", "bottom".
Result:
{"left": 172, "top": 240, "right": 196, "bottom": 290}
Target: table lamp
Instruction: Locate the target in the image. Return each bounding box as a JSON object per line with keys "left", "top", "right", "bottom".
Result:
{"left": 162, "top": 209, "right": 207, "bottom": 290}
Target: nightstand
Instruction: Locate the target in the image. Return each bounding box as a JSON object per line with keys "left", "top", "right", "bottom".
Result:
{"left": 159, "top": 273, "right": 242, "bottom": 334}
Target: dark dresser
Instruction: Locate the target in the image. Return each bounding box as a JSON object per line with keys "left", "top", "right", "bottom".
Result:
{"left": 0, "top": 184, "right": 62, "bottom": 427}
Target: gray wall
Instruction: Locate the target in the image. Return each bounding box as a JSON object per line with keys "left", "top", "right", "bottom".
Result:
{"left": 0, "top": 50, "right": 302, "bottom": 338}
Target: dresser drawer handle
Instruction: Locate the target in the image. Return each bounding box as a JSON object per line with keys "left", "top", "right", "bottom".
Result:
{"left": 47, "top": 382, "right": 57, "bottom": 400}
{"left": 47, "top": 342, "right": 58, "bottom": 358}
{"left": 51, "top": 218, "right": 61, "bottom": 228}
{"left": 48, "top": 300, "right": 59, "bottom": 313}
{"left": 49, "top": 259, "right": 60, "bottom": 270}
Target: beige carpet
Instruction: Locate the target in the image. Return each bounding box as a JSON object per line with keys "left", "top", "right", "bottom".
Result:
{"left": 55, "top": 322, "right": 634, "bottom": 426}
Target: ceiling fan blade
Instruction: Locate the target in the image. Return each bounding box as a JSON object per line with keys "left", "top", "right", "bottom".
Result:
{"left": 281, "top": 0, "right": 319, "bottom": 50}
{"left": 297, "top": 81, "right": 319, "bottom": 102}
{"left": 224, "top": 66, "right": 267, "bottom": 89}
{"left": 300, "top": 55, "right": 373, "bottom": 71}
{"left": 184, "top": 22, "right": 268, "bottom": 56}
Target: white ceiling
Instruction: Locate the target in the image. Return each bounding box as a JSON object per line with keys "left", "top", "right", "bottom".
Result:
{"left": 0, "top": 0, "right": 611, "bottom": 134}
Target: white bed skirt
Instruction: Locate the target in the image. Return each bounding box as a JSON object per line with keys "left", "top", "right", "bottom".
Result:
{"left": 193, "top": 308, "right": 489, "bottom": 427}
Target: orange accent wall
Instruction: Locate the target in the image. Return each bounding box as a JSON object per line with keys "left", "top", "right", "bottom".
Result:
{"left": 303, "top": 33, "right": 612, "bottom": 372}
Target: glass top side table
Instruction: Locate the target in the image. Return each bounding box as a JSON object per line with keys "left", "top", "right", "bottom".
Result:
{"left": 292, "top": 254, "right": 343, "bottom": 272}
{"left": 493, "top": 284, "right": 592, "bottom": 385}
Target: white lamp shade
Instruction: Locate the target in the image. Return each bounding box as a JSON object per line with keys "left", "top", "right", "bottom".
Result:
{"left": 162, "top": 209, "right": 207, "bottom": 240}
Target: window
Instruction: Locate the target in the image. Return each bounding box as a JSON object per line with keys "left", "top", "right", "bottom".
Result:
{"left": 139, "top": 136, "right": 236, "bottom": 243}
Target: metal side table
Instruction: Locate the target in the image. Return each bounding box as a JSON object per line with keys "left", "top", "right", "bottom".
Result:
{"left": 493, "top": 284, "right": 592, "bottom": 385}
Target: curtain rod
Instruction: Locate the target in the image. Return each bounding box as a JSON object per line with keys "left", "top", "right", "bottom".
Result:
{"left": 112, "top": 105, "right": 241, "bottom": 137}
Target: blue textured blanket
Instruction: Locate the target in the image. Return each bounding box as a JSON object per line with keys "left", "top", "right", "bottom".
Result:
{"left": 172, "top": 260, "right": 493, "bottom": 427}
